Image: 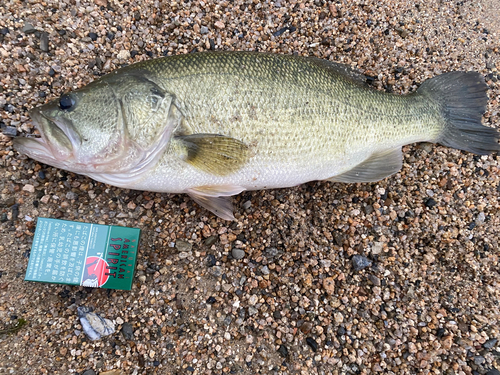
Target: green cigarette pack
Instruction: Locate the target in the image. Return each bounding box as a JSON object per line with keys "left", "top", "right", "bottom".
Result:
{"left": 25, "top": 218, "right": 140, "bottom": 291}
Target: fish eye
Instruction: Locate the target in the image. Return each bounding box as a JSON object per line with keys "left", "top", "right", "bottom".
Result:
{"left": 59, "top": 94, "right": 76, "bottom": 111}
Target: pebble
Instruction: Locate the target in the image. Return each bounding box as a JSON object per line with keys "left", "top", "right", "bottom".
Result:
{"left": 322, "top": 277, "right": 335, "bottom": 295}
{"left": 2, "top": 126, "right": 17, "bottom": 137}
{"left": 306, "top": 337, "right": 318, "bottom": 352}
{"left": 248, "top": 295, "right": 258, "bottom": 306}
{"left": 424, "top": 197, "right": 437, "bottom": 208}
{"left": 22, "top": 184, "right": 34, "bottom": 193}
{"left": 367, "top": 274, "right": 381, "bottom": 286}
{"left": 121, "top": 322, "right": 134, "bottom": 340}
{"left": 352, "top": 255, "right": 372, "bottom": 271}
{"left": 484, "top": 338, "right": 498, "bottom": 349}
{"left": 214, "top": 21, "right": 225, "bottom": 29}
{"left": 82, "top": 370, "right": 96, "bottom": 375}
{"left": 200, "top": 26, "right": 209, "bottom": 34}
{"left": 117, "top": 50, "right": 130, "bottom": 60}
{"left": 300, "top": 321, "right": 313, "bottom": 334}
{"left": 204, "top": 235, "right": 218, "bottom": 246}
{"left": 474, "top": 355, "right": 486, "bottom": 365}
{"left": 210, "top": 266, "right": 222, "bottom": 277}
{"left": 22, "top": 23, "right": 36, "bottom": 34}
{"left": 39, "top": 32, "right": 49, "bottom": 52}
{"left": 231, "top": 248, "right": 245, "bottom": 260}
{"left": 175, "top": 240, "right": 192, "bottom": 252}
{"left": 277, "top": 345, "right": 288, "bottom": 358}
{"left": 476, "top": 212, "right": 486, "bottom": 225}
{"left": 371, "top": 242, "right": 383, "bottom": 255}
{"left": 248, "top": 307, "right": 258, "bottom": 316}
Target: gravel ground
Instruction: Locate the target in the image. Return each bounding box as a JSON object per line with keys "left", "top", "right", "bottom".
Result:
{"left": 1, "top": 0, "right": 499, "bottom": 374}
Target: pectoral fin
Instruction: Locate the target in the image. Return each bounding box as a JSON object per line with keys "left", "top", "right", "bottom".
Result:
{"left": 174, "top": 134, "right": 249, "bottom": 176}
{"left": 186, "top": 185, "right": 246, "bottom": 220}
{"left": 328, "top": 148, "right": 403, "bottom": 183}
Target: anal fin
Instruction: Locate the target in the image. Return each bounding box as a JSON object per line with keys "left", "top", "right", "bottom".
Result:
{"left": 328, "top": 148, "right": 403, "bottom": 183}
{"left": 186, "top": 185, "right": 246, "bottom": 220}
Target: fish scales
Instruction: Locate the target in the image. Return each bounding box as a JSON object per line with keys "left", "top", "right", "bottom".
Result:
{"left": 14, "top": 52, "right": 499, "bottom": 219}
{"left": 124, "top": 53, "right": 437, "bottom": 185}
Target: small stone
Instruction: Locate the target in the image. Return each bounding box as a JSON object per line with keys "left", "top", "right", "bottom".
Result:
{"left": 364, "top": 204, "right": 374, "bottom": 215}
{"left": 66, "top": 191, "right": 78, "bottom": 200}
{"left": 206, "top": 254, "right": 216, "bottom": 267}
{"left": 371, "top": 242, "right": 383, "bottom": 254}
{"left": 260, "top": 265, "right": 270, "bottom": 275}
{"left": 82, "top": 370, "right": 96, "bottom": 375}
{"left": 88, "top": 32, "right": 98, "bottom": 41}
{"left": 178, "top": 252, "right": 190, "bottom": 259}
{"left": 210, "top": 266, "right": 222, "bottom": 277}
{"left": 205, "top": 235, "right": 218, "bottom": 246}
{"left": 22, "top": 184, "right": 35, "bottom": 193}
{"left": 278, "top": 344, "right": 288, "bottom": 357}
{"left": 94, "top": 0, "right": 107, "bottom": 6}
{"left": 484, "top": 338, "right": 498, "bottom": 349}
{"left": 334, "top": 312, "right": 344, "bottom": 324}
{"left": 322, "top": 277, "right": 335, "bottom": 295}
{"left": 206, "top": 296, "right": 216, "bottom": 304}
{"left": 442, "top": 334, "right": 453, "bottom": 350}
{"left": 117, "top": 50, "right": 130, "bottom": 60}
{"left": 2, "top": 126, "right": 17, "bottom": 137}
{"left": 424, "top": 198, "right": 437, "bottom": 208}
{"left": 121, "top": 322, "right": 134, "bottom": 340}
{"left": 175, "top": 240, "right": 192, "bottom": 252}
{"left": 200, "top": 26, "right": 209, "bottom": 34}
{"left": 352, "top": 255, "right": 372, "bottom": 271}
{"left": 214, "top": 21, "right": 225, "bottom": 29}
{"left": 476, "top": 212, "right": 486, "bottom": 225}
{"left": 231, "top": 248, "right": 245, "bottom": 260}
{"left": 306, "top": 337, "right": 318, "bottom": 352}
{"left": 138, "top": 275, "right": 146, "bottom": 282}
{"left": 4, "top": 197, "right": 16, "bottom": 207}
{"left": 474, "top": 356, "right": 486, "bottom": 365}
{"left": 248, "top": 306, "right": 258, "bottom": 316}
{"left": 115, "top": 317, "right": 124, "bottom": 325}
{"left": 221, "top": 283, "right": 232, "bottom": 292}
{"left": 40, "top": 32, "right": 49, "bottom": 52}
{"left": 367, "top": 274, "right": 381, "bottom": 286}
{"left": 320, "top": 259, "right": 331, "bottom": 268}
{"left": 300, "top": 321, "right": 313, "bottom": 334}
{"left": 408, "top": 342, "right": 417, "bottom": 353}
{"left": 22, "top": 23, "right": 37, "bottom": 34}
{"left": 486, "top": 369, "right": 500, "bottom": 375}
{"left": 395, "top": 27, "right": 409, "bottom": 38}
{"left": 248, "top": 295, "right": 258, "bottom": 305}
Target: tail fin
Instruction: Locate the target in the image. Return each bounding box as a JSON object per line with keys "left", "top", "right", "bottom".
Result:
{"left": 418, "top": 71, "right": 499, "bottom": 155}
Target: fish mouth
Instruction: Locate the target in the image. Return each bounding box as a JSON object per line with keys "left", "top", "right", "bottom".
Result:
{"left": 14, "top": 108, "right": 81, "bottom": 168}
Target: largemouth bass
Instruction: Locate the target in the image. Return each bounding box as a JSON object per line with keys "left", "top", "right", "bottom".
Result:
{"left": 14, "top": 52, "right": 499, "bottom": 219}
